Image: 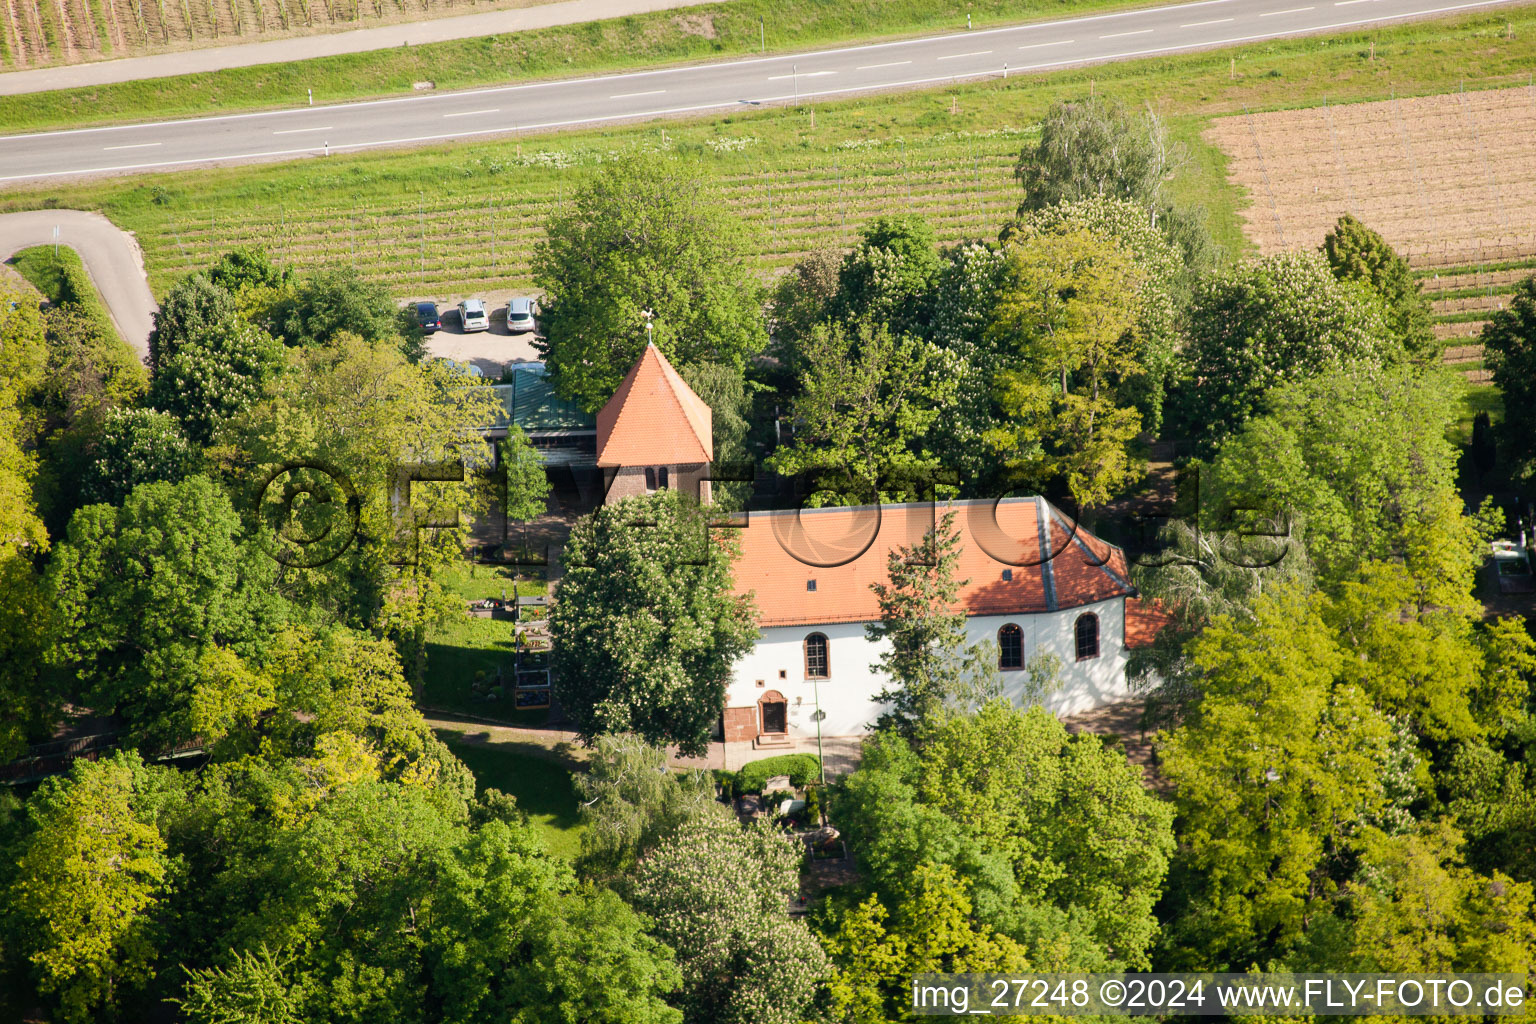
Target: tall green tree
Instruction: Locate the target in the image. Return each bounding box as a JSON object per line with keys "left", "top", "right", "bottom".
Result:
{"left": 629, "top": 815, "right": 828, "bottom": 1024}
{"left": 81, "top": 407, "right": 198, "bottom": 506}
{"left": 8, "top": 752, "right": 168, "bottom": 1023}
{"left": 1205, "top": 363, "right": 1491, "bottom": 603}
{"left": 836, "top": 702, "right": 1175, "bottom": 970}
{"left": 830, "top": 215, "right": 944, "bottom": 338}
{"left": 1016, "top": 96, "right": 1173, "bottom": 214}
{"left": 1322, "top": 214, "right": 1436, "bottom": 358}
{"left": 1175, "top": 250, "right": 1398, "bottom": 445}
{"left": 225, "top": 334, "right": 499, "bottom": 639}
{"left": 148, "top": 316, "right": 287, "bottom": 446}
{"left": 1022, "top": 196, "right": 1184, "bottom": 432}
{"left": 498, "top": 423, "right": 552, "bottom": 524}
{"left": 821, "top": 862, "right": 1032, "bottom": 1024}
{"left": 1317, "top": 822, "right": 1536, "bottom": 974}
{"left": 866, "top": 509, "right": 984, "bottom": 736}
{"left": 1481, "top": 275, "right": 1536, "bottom": 473}
{"left": 533, "top": 153, "right": 768, "bottom": 412}
{"left": 270, "top": 266, "right": 409, "bottom": 356}
{"left": 148, "top": 273, "right": 239, "bottom": 372}
{"left": 573, "top": 733, "right": 719, "bottom": 879}
{"left": 985, "top": 227, "right": 1146, "bottom": 509}
{"left": 1159, "top": 585, "right": 1393, "bottom": 967}
{"left": 46, "top": 475, "right": 288, "bottom": 745}
{"left": 767, "top": 318, "right": 957, "bottom": 506}
{"left": 549, "top": 489, "right": 757, "bottom": 756}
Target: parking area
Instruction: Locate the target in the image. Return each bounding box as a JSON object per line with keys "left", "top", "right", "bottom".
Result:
{"left": 416, "top": 291, "right": 543, "bottom": 376}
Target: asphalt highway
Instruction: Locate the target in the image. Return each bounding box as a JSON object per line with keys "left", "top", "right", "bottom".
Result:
{"left": 0, "top": 0, "right": 1525, "bottom": 183}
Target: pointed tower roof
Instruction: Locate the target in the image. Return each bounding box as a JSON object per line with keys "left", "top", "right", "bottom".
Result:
{"left": 595, "top": 342, "right": 713, "bottom": 467}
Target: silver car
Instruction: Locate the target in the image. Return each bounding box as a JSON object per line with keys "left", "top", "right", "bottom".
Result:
{"left": 458, "top": 299, "right": 490, "bottom": 333}
{"left": 506, "top": 297, "right": 538, "bottom": 334}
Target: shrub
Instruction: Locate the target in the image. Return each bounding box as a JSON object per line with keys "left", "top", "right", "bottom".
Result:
{"left": 734, "top": 754, "right": 821, "bottom": 794}
{"left": 802, "top": 785, "right": 823, "bottom": 824}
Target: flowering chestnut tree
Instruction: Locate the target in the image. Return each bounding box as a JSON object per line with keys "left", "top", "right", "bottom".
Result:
{"left": 550, "top": 489, "right": 757, "bottom": 756}
{"left": 629, "top": 815, "right": 828, "bottom": 1024}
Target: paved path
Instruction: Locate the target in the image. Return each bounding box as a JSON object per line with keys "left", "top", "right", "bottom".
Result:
{"left": 2, "top": 0, "right": 1523, "bottom": 182}
{"left": 0, "top": 210, "right": 154, "bottom": 359}
{"left": 0, "top": 0, "right": 716, "bottom": 97}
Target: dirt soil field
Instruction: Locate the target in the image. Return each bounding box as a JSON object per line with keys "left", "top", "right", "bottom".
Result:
{"left": 1207, "top": 85, "right": 1536, "bottom": 264}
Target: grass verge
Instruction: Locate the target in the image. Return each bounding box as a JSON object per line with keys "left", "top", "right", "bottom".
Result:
{"left": 435, "top": 727, "right": 585, "bottom": 859}
{"left": 0, "top": 0, "right": 1164, "bottom": 134}
{"left": 6, "top": 244, "right": 127, "bottom": 346}
{"left": 6, "top": 9, "right": 1536, "bottom": 300}
{"left": 421, "top": 559, "right": 548, "bottom": 722}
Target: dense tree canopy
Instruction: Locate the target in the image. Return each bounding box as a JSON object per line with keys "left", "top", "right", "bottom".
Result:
{"left": 1482, "top": 274, "right": 1536, "bottom": 473}
{"left": 1322, "top": 214, "right": 1436, "bottom": 358}
{"left": 986, "top": 226, "right": 1146, "bottom": 508}
{"left": 836, "top": 701, "right": 1175, "bottom": 970}
{"left": 629, "top": 814, "right": 828, "bottom": 1024}
{"left": 46, "top": 476, "right": 288, "bottom": 745}
{"left": 1175, "top": 250, "right": 1397, "bottom": 444}
{"left": 549, "top": 489, "right": 757, "bottom": 756}
{"left": 767, "top": 318, "right": 958, "bottom": 506}
{"left": 534, "top": 153, "right": 768, "bottom": 412}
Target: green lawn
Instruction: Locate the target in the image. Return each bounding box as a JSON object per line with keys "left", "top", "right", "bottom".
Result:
{"left": 437, "top": 729, "right": 585, "bottom": 859}
{"left": 0, "top": 0, "right": 1169, "bottom": 134}
{"left": 5, "top": 8, "right": 1535, "bottom": 300}
{"left": 7, "top": 244, "right": 127, "bottom": 351}
{"left": 1451, "top": 380, "right": 1504, "bottom": 448}
{"left": 8, "top": 245, "right": 119, "bottom": 329}
{"left": 421, "top": 559, "right": 549, "bottom": 723}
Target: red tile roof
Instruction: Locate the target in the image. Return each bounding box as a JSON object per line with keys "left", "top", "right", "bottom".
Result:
{"left": 595, "top": 343, "right": 713, "bottom": 467}
{"left": 729, "top": 498, "right": 1136, "bottom": 627}
{"left": 1124, "top": 598, "right": 1175, "bottom": 649}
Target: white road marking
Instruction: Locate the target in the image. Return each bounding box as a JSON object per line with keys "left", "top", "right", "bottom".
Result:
{"left": 610, "top": 89, "right": 666, "bottom": 99}
{"left": 1261, "top": 5, "right": 1316, "bottom": 13}
{"left": 1181, "top": 16, "right": 1235, "bottom": 25}
{"left": 856, "top": 60, "right": 912, "bottom": 69}
{"left": 767, "top": 70, "right": 836, "bottom": 79}
{"left": 4, "top": 0, "right": 1525, "bottom": 181}
{"left": 442, "top": 108, "right": 499, "bottom": 118}
{"left": 1334, "top": 1, "right": 1377, "bottom": 5}
{"left": 1018, "top": 39, "right": 1075, "bottom": 48}
{"left": 101, "top": 141, "right": 161, "bottom": 150}
{"left": 1101, "top": 27, "right": 1154, "bottom": 37}
{"left": 272, "top": 126, "right": 332, "bottom": 134}
{"left": 937, "top": 50, "right": 993, "bottom": 59}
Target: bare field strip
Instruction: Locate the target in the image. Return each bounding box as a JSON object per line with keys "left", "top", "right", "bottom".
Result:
{"left": 1433, "top": 292, "right": 1516, "bottom": 316}
{"left": 1435, "top": 321, "right": 1489, "bottom": 340}
{"left": 1421, "top": 266, "right": 1534, "bottom": 294}
{"left": 0, "top": 0, "right": 559, "bottom": 67}
{"left": 1207, "top": 85, "right": 1536, "bottom": 266}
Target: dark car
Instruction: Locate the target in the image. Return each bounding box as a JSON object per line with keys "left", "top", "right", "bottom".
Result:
{"left": 416, "top": 301, "right": 442, "bottom": 334}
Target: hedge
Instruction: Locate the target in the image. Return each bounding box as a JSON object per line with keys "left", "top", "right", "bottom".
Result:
{"left": 734, "top": 754, "right": 821, "bottom": 794}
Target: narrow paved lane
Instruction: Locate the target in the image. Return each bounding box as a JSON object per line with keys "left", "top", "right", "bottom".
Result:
{"left": 0, "top": 211, "right": 154, "bottom": 359}
{"left": 0, "top": 0, "right": 1524, "bottom": 182}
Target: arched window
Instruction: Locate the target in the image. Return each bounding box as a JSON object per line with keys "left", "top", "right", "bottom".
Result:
{"left": 643, "top": 467, "right": 657, "bottom": 492}
{"left": 804, "top": 633, "right": 829, "bottom": 679}
{"left": 997, "top": 624, "right": 1023, "bottom": 670}
{"left": 657, "top": 466, "right": 670, "bottom": 489}
{"left": 1075, "top": 613, "right": 1100, "bottom": 661}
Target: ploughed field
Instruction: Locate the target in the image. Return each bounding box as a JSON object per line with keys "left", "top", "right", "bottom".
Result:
{"left": 1208, "top": 85, "right": 1536, "bottom": 380}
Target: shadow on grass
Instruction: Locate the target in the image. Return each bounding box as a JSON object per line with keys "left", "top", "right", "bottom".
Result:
{"left": 437, "top": 727, "right": 586, "bottom": 859}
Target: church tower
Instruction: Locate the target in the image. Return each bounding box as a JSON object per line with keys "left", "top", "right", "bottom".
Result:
{"left": 594, "top": 342, "right": 714, "bottom": 504}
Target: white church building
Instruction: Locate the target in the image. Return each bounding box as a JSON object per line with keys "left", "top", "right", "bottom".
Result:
{"left": 583, "top": 343, "right": 1164, "bottom": 744}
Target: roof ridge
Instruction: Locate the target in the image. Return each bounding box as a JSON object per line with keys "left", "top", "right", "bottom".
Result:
{"left": 595, "top": 343, "right": 713, "bottom": 466}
